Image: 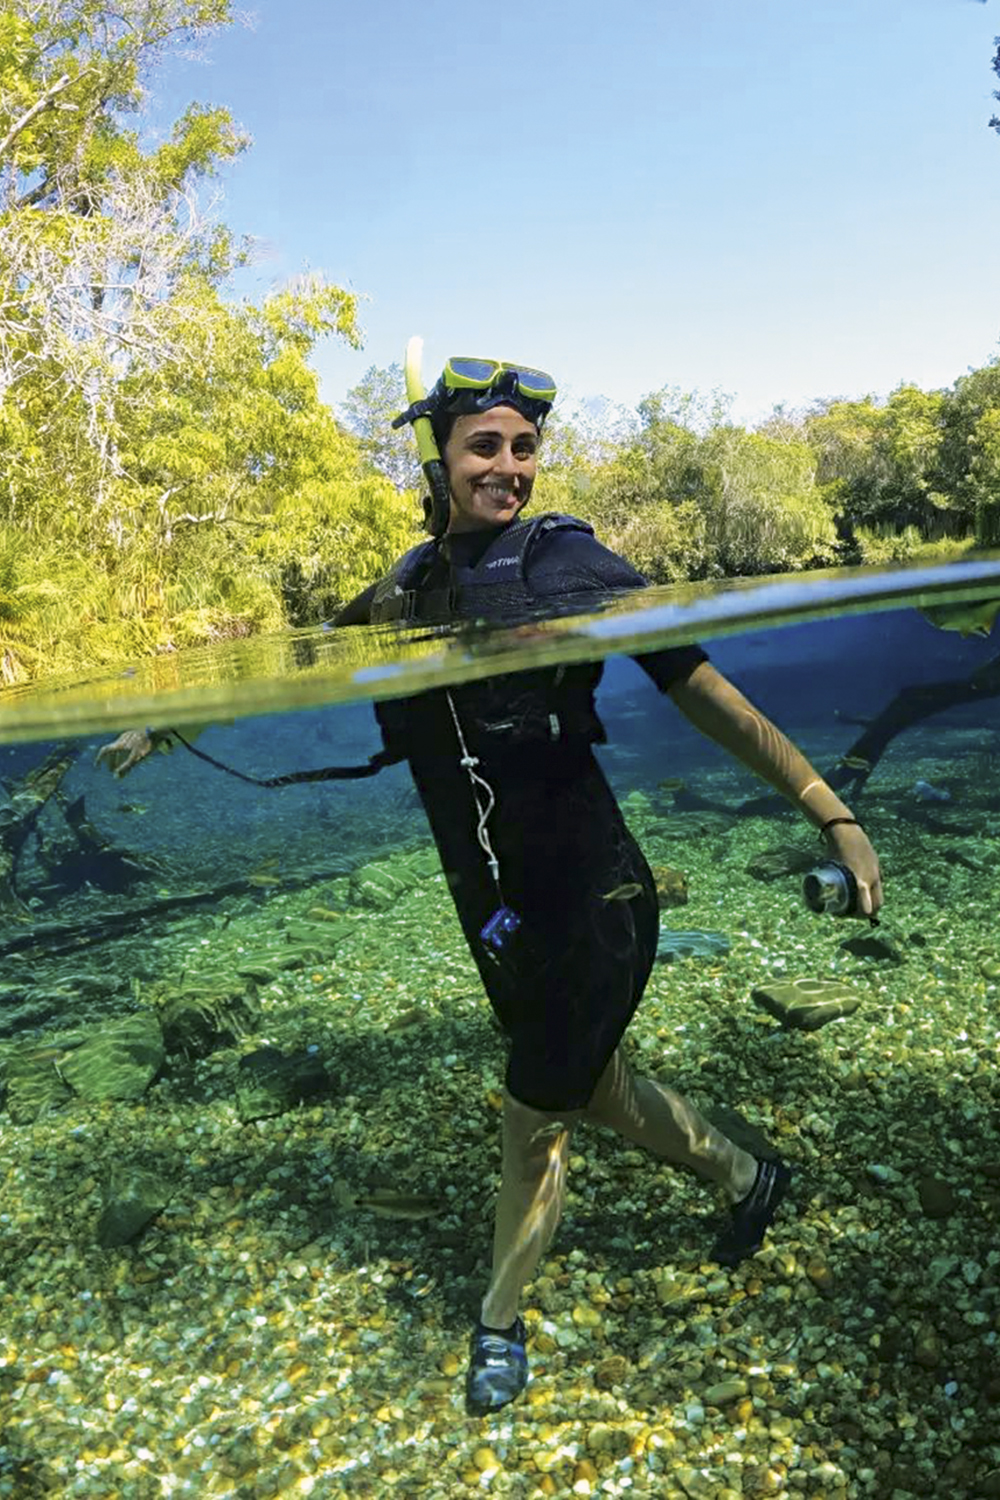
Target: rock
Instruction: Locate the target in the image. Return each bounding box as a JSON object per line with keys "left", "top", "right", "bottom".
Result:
{"left": 621, "top": 789, "right": 653, "bottom": 816}
{"left": 593, "top": 1355, "right": 629, "bottom": 1390}
{"left": 866, "top": 1162, "right": 903, "bottom": 1186}
{"left": 806, "top": 1258, "right": 836, "bottom": 1293}
{"left": 234, "top": 1045, "right": 331, "bottom": 1122}
{"left": 655, "top": 810, "right": 734, "bottom": 842}
{"left": 912, "top": 1324, "right": 942, "bottom": 1369}
{"left": 0, "top": 992, "right": 67, "bottom": 1039}
{"left": 156, "top": 985, "right": 259, "bottom": 1059}
{"left": 674, "top": 1468, "right": 716, "bottom": 1499}
{"left": 656, "top": 929, "right": 730, "bottom": 962}
{"left": 235, "top": 962, "right": 281, "bottom": 985}
{"left": 703, "top": 1377, "right": 748, "bottom": 1406}
{"left": 745, "top": 844, "right": 817, "bottom": 882}
{"left": 399, "top": 847, "right": 441, "bottom": 879}
{"left": 918, "top": 1175, "right": 958, "bottom": 1219}
{"left": 651, "top": 865, "right": 688, "bottom": 908}
{"left": 347, "top": 853, "right": 431, "bottom": 911}
{"left": 840, "top": 933, "right": 904, "bottom": 964}
{"left": 58, "top": 1013, "right": 164, "bottom": 1101}
{"left": 751, "top": 977, "right": 861, "bottom": 1031}
{"left": 2, "top": 1043, "right": 74, "bottom": 1123}
{"left": 571, "top": 1303, "right": 602, "bottom": 1329}
{"left": 97, "top": 1163, "right": 171, "bottom": 1247}
{"left": 282, "top": 920, "right": 341, "bottom": 948}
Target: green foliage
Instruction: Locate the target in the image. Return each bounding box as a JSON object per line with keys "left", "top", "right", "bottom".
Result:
{"left": 852, "top": 527, "right": 974, "bottom": 567}
{"left": 339, "top": 363, "right": 421, "bottom": 490}
{"left": 552, "top": 397, "right": 836, "bottom": 581}
{"left": 807, "top": 385, "right": 958, "bottom": 547}
{"left": 0, "top": 0, "right": 418, "bottom": 683}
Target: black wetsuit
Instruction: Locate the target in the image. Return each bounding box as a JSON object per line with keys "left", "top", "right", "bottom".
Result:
{"left": 341, "top": 521, "right": 706, "bottom": 1112}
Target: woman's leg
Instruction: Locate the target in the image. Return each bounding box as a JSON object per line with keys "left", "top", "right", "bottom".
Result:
{"left": 584, "top": 1045, "right": 757, "bottom": 1203}
{"left": 479, "top": 1089, "right": 583, "bottom": 1330}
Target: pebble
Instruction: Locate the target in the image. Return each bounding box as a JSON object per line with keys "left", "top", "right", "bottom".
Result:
{"left": 918, "top": 1175, "right": 958, "bottom": 1219}
{"left": 703, "top": 1378, "right": 748, "bottom": 1406}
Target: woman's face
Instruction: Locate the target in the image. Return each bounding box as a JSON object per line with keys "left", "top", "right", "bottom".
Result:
{"left": 443, "top": 406, "right": 539, "bottom": 533}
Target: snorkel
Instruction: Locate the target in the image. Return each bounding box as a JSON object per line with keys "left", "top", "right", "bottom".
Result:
{"left": 404, "top": 336, "right": 453, "bottom": 538}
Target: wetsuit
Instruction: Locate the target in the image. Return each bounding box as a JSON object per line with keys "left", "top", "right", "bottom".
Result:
{"left": 342, "top": 519, "right": 706, "bottom": 1113}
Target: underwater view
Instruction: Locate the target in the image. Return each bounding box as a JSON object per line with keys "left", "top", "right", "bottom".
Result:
{"left": 2, "top": 569, "right": 1000, "bottom": 1500}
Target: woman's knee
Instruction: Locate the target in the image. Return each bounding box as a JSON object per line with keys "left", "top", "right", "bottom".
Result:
{"left": 502, "top": 1090, "right": 579, "bottom": 1174}
{"left": 583, "top": 1046, "right": 636, "bottom": 1126}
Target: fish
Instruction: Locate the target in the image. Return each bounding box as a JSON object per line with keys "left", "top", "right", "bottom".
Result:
{"left": 919, "top": 597, "right": 1000, "bottom": 638}
{"left": 333, "top": 1180, "right": 441, "bottom": 1221}
{"left": 658, "top": 778, "right": 686, "bottom": 792}
{"left": 387, "top": 1008, "right": 425, "bottom": 1032}
{"left": 356, "top": 1193, "right": 441, "bottom": 1221}
{"left": 247, "top": 873, "right": 282, "bottom": 888}
{"left": 601, "top": 882, "right": 644, "bottom": 902}
{"left": 913, "top": 779, "right": 951, "bottom": 803}
{"left": 838, "top": 754, "right": 873, "bottom": 772}
{"left": 116, "top": 802, "right": 148, "bottom": 815}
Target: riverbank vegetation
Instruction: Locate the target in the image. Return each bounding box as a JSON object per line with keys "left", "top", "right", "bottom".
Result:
{"left": 0, "top": 2, "right": 995, "bottom": 685}
{"left": 0, "top": 0, "right": 413, "bottom": 685}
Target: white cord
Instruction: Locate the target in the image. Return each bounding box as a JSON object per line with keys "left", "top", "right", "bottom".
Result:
{"left": 445, "top": 690, "right": 502, "bottom": 890}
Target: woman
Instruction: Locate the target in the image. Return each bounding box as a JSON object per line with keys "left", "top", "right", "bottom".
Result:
{"left": 99, "top": 355, "right": 882, "bottom": 1418}
{"left": 338, "top": 356, "right": 882, "bottom": 1415}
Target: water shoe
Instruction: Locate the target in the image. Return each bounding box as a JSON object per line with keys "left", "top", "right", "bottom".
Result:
{"left": 712, "top": 1157, "right": 792, "bottom": 1266}
{"left": 465, "top": 1317, "right": 529, "bottom": 1416}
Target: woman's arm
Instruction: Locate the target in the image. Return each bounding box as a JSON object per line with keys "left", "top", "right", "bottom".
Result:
{"left": 331, "top": 582, "right": 378, "bottom": 627}
{"left": 669, "top": 660, "right": 883, "bottom": 915}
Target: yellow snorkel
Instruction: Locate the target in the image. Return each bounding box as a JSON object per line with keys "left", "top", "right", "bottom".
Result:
{"left": 404, "top": 336, "right": 453, "bottom": 538}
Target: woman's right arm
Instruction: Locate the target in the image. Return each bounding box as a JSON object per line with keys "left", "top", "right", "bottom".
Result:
{"left": 96, "top": 585, "right": 380, "bottom": 775}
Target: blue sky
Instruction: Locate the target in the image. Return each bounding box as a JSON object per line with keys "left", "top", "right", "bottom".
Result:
{"left": 157, "top": 0, "right": 1000, "bottom": 424}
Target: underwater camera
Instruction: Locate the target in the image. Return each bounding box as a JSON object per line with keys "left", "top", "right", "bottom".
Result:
{"left": 481, "top": 904, "right": 522, "bottom": 954}
{"left": 802, "top": 861, "right": 860, "bottom": 918}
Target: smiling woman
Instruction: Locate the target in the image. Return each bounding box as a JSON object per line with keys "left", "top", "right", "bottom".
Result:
{"left": 327, "top": 344, "right": 883, "bottom": 1417}
{"left": 97, "top": 342, "right": 883, "bottom": 1420}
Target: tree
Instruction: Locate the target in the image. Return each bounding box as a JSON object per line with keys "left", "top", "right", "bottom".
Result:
{"left": 0, "top": 0, "right": 250, "bottom": 536}
{"left": 339, "top": 363, "right": 421, "bottom": 490}
{"left": 807, "top": 385, "right": 953, "bottom": 547}
{"left": 0, "top": 1, "right": 417, "bottom": 680}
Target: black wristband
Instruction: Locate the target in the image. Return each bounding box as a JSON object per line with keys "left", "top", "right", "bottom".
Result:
{"left": 818, "top": 816, "right": 862, "bottom": 839}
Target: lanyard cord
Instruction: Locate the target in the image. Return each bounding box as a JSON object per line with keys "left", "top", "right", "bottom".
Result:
{"left": 445, "top": 690, "right": 503, "bottom": 896}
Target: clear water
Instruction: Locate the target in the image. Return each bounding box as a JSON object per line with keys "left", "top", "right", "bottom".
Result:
{"left": 2, "top": 558, "right": 1000, "bottom": 1498}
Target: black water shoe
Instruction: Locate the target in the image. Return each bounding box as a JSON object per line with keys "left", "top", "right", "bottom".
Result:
{"left": 465, "top": 1317, "right": 529, "bottom": 1416}
{"left": 712, "top": 1158, "right": 792, "bottom": 1266}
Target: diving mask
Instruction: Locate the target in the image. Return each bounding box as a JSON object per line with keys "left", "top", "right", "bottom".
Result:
{"left": 392, "top": 357, "right": 556, "bottom": 434}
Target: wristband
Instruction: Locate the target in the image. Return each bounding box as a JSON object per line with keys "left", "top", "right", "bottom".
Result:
{"left": 818, "top": 816, "right": 862, "bottom": 839}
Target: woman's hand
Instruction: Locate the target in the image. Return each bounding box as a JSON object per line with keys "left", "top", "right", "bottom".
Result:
{"left": 94, "top": 729, "right": 161, "bottom": 778}
{"left": 823, "top": 820, "right": 883, "bottom": 918}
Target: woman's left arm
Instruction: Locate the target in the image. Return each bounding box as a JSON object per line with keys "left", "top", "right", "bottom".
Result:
{"left": 669, "top": 660, "right": 883, "bottom": 916}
